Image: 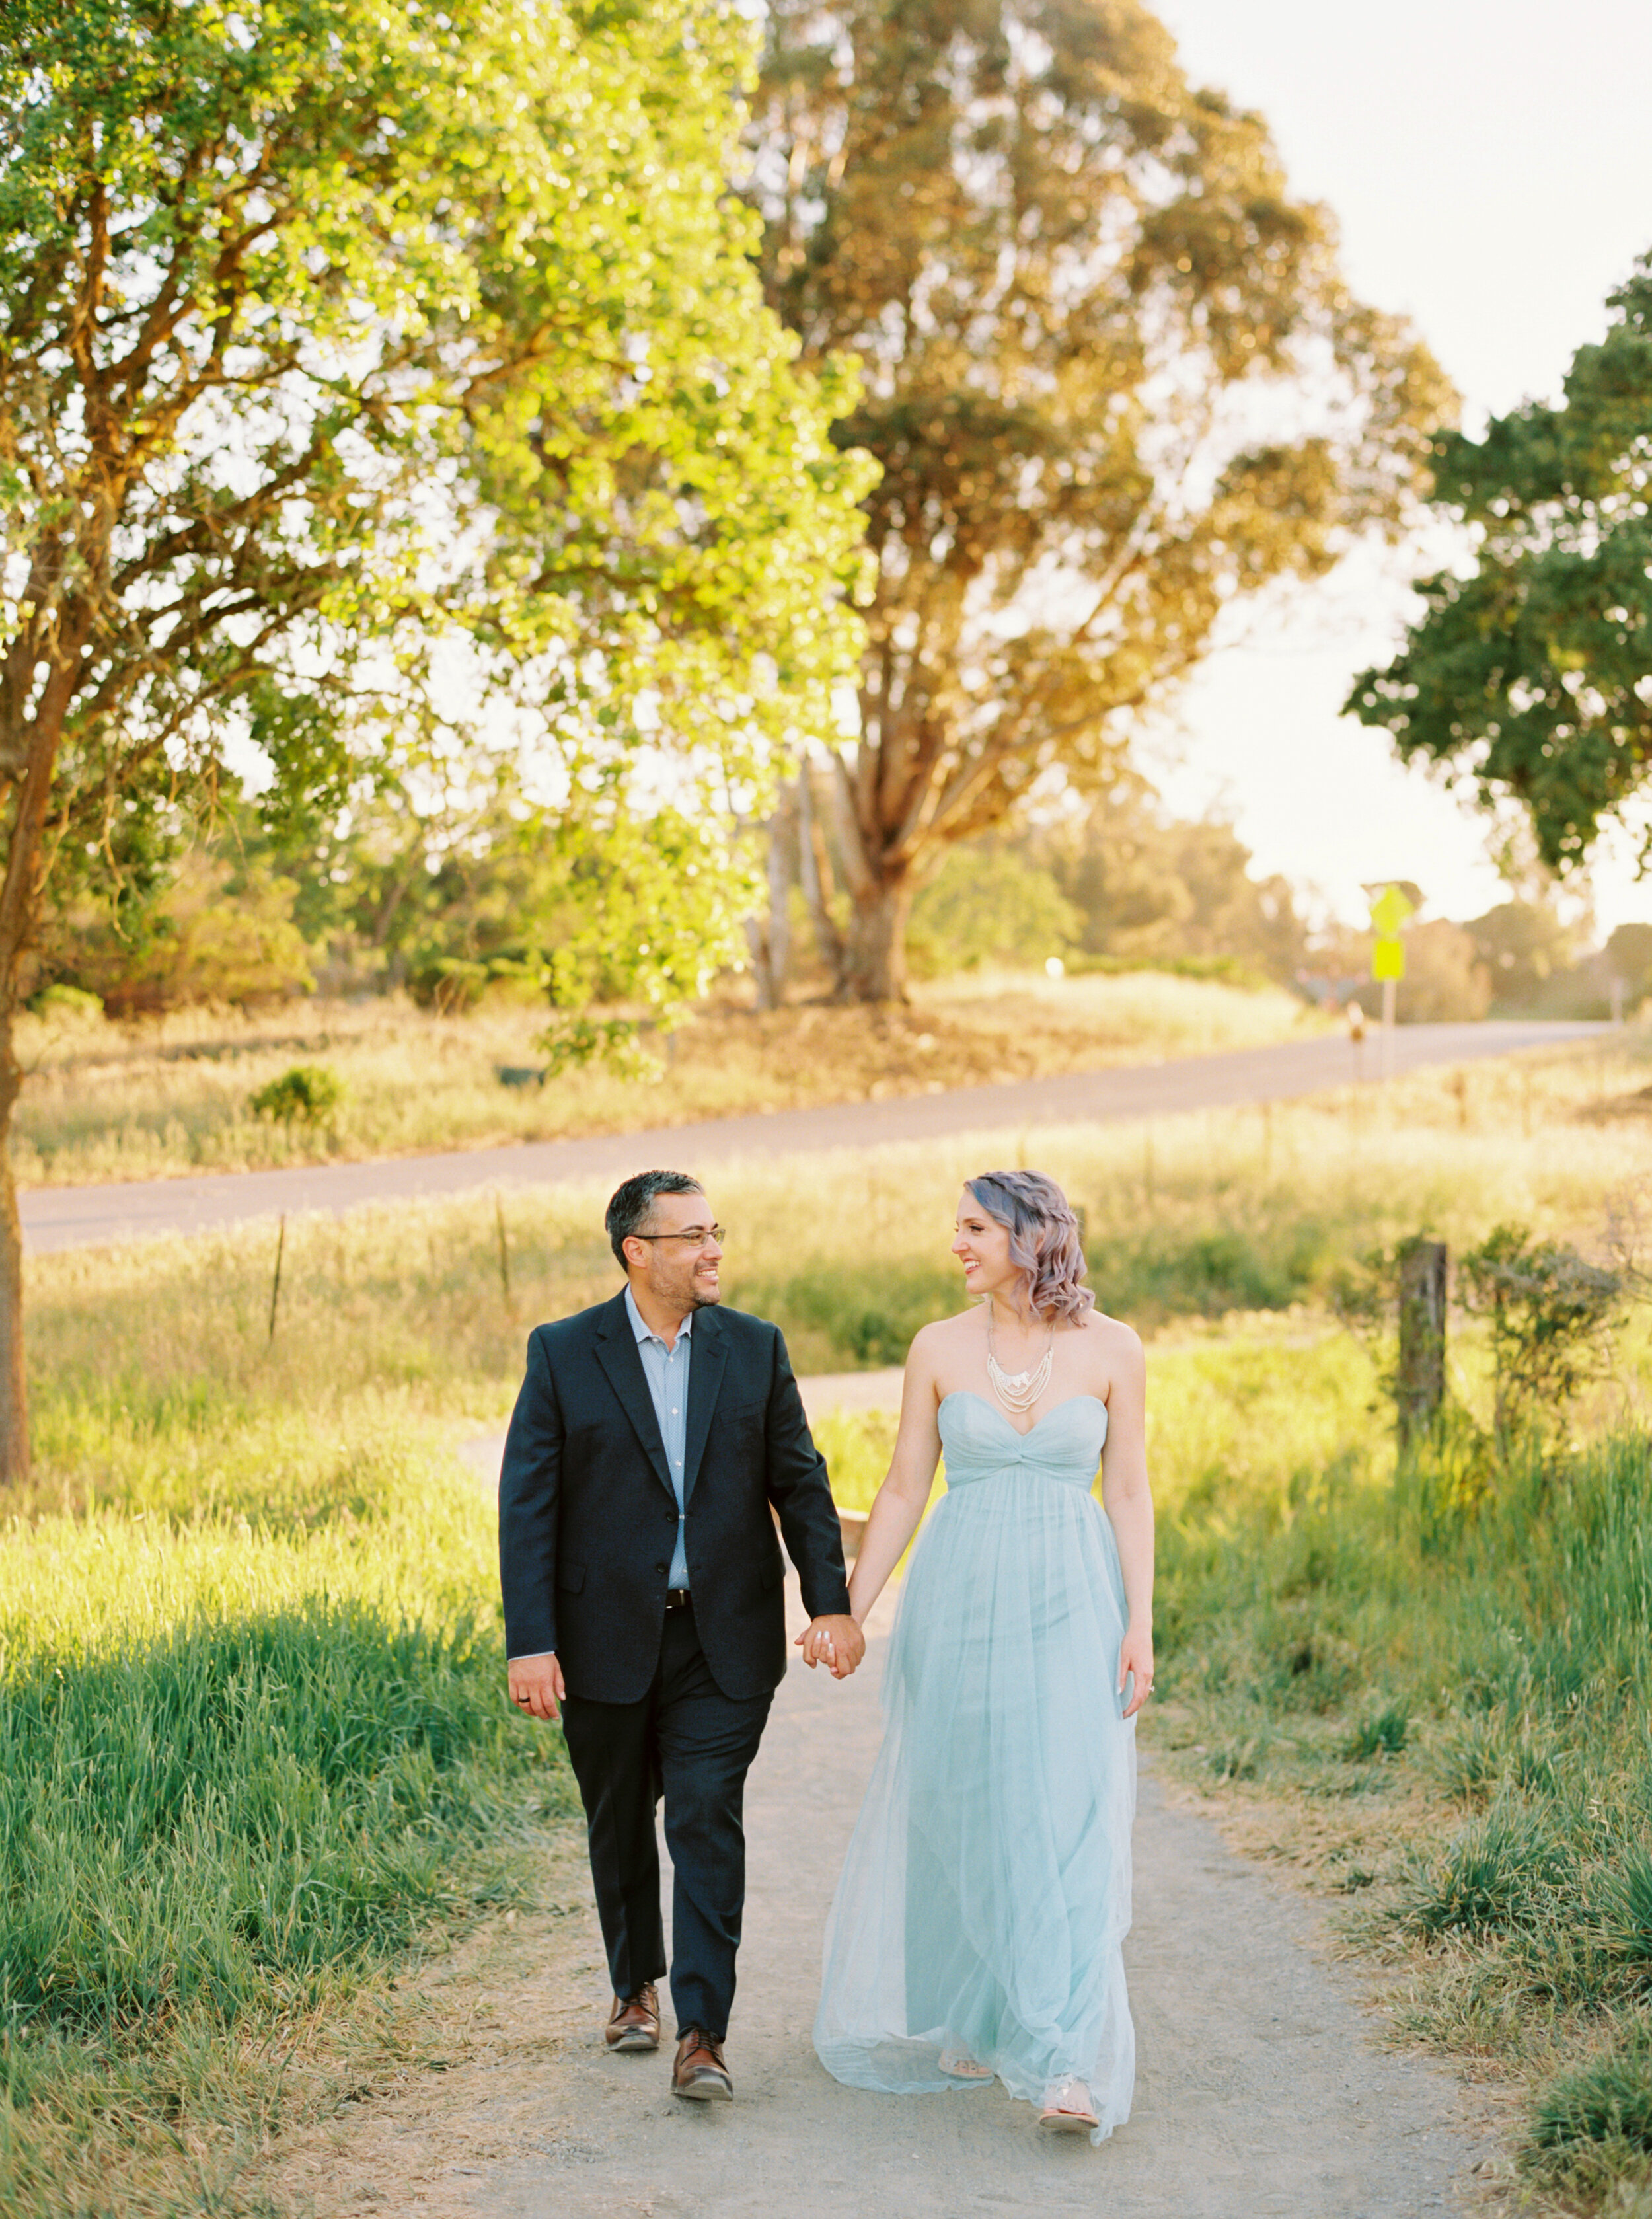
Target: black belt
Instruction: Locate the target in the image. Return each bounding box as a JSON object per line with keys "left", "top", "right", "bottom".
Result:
{"left": 664, "top": 1588, "right": 693, "bottom": 1612}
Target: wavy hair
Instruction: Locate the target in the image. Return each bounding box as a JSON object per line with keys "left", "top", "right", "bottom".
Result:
{"left": 965, "top": 1170, "right": 1094, "bottom": 1326}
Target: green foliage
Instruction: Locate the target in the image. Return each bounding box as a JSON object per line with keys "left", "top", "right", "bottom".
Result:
{"left": 249, "top": 1064, "right": 344, "bottom": 1127}
{"left": 751, "top": 0, "right": 1451, "bottom": 994}
{"left": 0, "top": 0, "right": 872, "bottom": 1042}
{"left": 1349, "top": 252, "right": 1652, "bottom": 876}
{"left": 26, "top": 985, "right": 102, "bottom": 1026}
{"left": 1458, "top": 1222, "right": 1624, "bottom": 1442}
{"left": 36, "top": 850, "right": 315, "bottom": 1017}
{"left": 907, "top": 846, "right": 1081, "bottom": 977}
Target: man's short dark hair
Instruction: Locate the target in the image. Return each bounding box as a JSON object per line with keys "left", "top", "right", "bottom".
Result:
{"left": 605, "top": 1170, "right": 705, "bottom": 1269}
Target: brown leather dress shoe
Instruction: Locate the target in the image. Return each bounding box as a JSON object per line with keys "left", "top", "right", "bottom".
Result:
{"left": 604, "top": 1983, "right": 660, "bottom": 2052}
{"left": 671, "top": 2027, "right": 733, "bottom": 2101}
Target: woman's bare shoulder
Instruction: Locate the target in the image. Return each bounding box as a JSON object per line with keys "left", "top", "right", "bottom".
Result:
{"left": 1079, "top": 1306, "right": 1145, "bottom": 1368}
{"left": 911, "top": 1308, "right": 980, "bottom": 1352}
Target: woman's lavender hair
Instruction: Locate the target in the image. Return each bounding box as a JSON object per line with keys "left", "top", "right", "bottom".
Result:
{"left": 965, "top": 1170, "right": 1094, "bottom": 1325}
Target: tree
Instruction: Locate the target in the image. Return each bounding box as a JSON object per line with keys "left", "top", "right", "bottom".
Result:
{"left": 748, "top": 0, "right": 1451, "bottom": 999}
{"left": 1393, "top": 918, "right": 1490, "bottom": 1024}
{"left": 1028, "top": 774, "right": 1308, "bottom": 978}
{"left": 907, "top": 843, "right": 1080, "bottom": 975}
{"left": 0, "top": 0, "right": 871, "bottom": 1483}
{"left": 1349, "top": 256, "right": 1652, "bottom": 875}
{"left": 1464, "top": 901, "right": 1581, "bottom": 1014}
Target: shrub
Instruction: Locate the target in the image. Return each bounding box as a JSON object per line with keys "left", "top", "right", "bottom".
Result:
{"left": 250, "top": 1063, "right": 345, "bottom": 1126}
{"left": 1598, "top": 1847, "right": 1652, "bottom": 1975}
{"left": 1529, "top": 2040, "right": 1652, "bottom": 2165}
{"left": 28, "top": 983, "right": 104, "bottom": 1026}
{"left": 1343, "top": 1706, "right": 1409, "bottom": 1761}
{"left": 1459, "top": 1222, "right": 1623, "bottom": 1443}
{"left": 1403, "top": 1807, "right": 1574, "bottom": 1937}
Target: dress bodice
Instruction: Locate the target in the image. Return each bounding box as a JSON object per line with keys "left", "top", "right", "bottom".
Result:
{"left": 938, "top": 1390, "right": 1108, "bottom": 1491}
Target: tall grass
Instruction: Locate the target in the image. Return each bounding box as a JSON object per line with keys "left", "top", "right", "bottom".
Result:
{"left": 1153, "top": 1372, "right": 1652, "bottom": 2212}
{"left": 0, "top": 1335, "right": 572, "bottom": 2212}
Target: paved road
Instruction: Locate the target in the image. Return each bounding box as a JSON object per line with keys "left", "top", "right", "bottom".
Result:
{"left": 22, "top": 1018, "right": 1601, "bottom": 1254}
{"left": 329, "top": 1577, "right": 1489, "bottom": 2219}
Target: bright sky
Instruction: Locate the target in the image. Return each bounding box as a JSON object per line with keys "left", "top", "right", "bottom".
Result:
{"left": 1144, "top": 0, "right": 1652, "bottom": 936}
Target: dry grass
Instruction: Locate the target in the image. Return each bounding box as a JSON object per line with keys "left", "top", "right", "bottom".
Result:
{"left": 11, "top": 968, "right": 1323, "bottom": 1187}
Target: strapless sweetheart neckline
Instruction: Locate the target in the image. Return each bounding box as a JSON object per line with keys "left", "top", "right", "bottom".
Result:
{"left": 939, "top": 1388, "right": 1107, "bottom": 1439}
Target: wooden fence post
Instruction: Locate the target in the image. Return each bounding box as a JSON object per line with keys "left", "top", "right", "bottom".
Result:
{"left": 267, "top": 1215, "right": 286, "bottom": 1345}
{"left": 1396, "top": 1238, "right": 1447, "bottom": 1444}
{"left": 494, "top": 1192, "right": 513, "bottom": 1314}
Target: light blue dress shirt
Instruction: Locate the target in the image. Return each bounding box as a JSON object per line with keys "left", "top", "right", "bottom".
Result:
{"left": 624, "top": 1285, "right": 692, "bottom": 1589}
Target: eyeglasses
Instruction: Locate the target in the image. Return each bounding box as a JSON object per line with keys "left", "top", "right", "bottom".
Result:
{"left": 632, "top": 1225, "right": 725, "bottom": 1249}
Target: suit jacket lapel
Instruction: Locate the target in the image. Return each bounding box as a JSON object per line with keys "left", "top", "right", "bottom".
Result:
{"left": 593, "top": 1293, "right": 675, "bottom": 1502}
{"left": 682, "top": 1306, "right": 728, "bottom": 1506}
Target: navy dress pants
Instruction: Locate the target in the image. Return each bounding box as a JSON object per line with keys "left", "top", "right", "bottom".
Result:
{"left": 560, "top": 1600, "right": 773, "bottom": 2041}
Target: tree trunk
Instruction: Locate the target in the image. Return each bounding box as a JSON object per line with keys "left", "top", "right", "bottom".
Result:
{"left": 745, "top": 802, "right": 793, "bottom": 1011}
{"left": 0, "top": 619, "right": 83, "bottom": 1493}
{"left": 0, "top": 1004, "right": 29, "bottom": 1492}
{"left": 795, "top": 761, "right": 845, "bottom": 987}
{"left": 841, "top": 870, "right": 915, "bottom": 1003}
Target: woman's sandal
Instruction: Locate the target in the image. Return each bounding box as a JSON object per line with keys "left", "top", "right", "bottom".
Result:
{"left": 939, "top": 2049, "right": 994, "bottom": 2081}
{"left": 1038, "top": 2076, "right": 1100, "bottom": 2133}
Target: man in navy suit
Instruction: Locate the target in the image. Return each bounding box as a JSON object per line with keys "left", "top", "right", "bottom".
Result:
{"left": 500, "top": 1169, "right": 864, "bottom": 2101}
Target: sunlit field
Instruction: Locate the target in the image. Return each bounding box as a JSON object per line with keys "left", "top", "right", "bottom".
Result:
{"left": 11, "top": 969, "right": 1322, "bottom": 1187}
{"left": 5, "top": 1031, "right": 1652, "bottom": 2211}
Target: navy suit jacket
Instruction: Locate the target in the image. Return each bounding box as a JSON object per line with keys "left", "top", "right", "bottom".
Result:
{"left": 498, "top": 1291, "right": 852, "bottom": 1704}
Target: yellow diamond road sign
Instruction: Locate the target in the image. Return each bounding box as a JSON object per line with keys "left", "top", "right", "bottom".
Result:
{"left": 1369, "top": 884, "right": 1415, "bottom": 938}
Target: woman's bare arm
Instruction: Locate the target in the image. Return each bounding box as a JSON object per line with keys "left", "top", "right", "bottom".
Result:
{"left": 1098, "top": 1324, "right": 1155, "bottom": 1717}
{"left": 845, "top": 1328, "right": 946, "bottom": 1624}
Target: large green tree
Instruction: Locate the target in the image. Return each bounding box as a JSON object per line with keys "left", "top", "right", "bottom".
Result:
{"left": 1349, "top": 256, "right": 1652, "bottom": 876}
{"left": 749, "top": 0, "right": 1452, "bottom": 1000}
{"left": 0, "top": 0, "right": 870, "bottom": 1483}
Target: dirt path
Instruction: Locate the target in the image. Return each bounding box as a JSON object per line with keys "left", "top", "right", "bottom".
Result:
{"left": 264, "top": 1577, "right": 1499, "bottom": 2219}
{"left": 22, "top": 1019, "right": 1598, "bottom": 1253}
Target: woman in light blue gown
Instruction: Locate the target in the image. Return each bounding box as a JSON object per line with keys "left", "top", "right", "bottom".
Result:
{"left": 806, "top": 1170, "right": 1154, "bottom": 2142}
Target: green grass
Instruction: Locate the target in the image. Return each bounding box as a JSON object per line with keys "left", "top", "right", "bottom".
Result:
{"left": 5, "top": 1032, "right": 1652, "bottom": 2210}
{"left": 0, "top": 1260, "right": 576, "bottom": 2214}
{"left": 1148, "top": 1355, "right": 1652, "bottom": 2214}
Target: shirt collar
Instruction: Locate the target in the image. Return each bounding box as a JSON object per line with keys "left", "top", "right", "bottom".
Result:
{"left": 624, "top": 1284, "right": 693, "bottom": 1349}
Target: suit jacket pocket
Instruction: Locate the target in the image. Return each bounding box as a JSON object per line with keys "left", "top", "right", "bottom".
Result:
{"left": 557, "top": 1563, "right": 587, "bottom": 1595}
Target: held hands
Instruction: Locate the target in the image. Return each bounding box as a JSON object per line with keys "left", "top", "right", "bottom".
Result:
{"left": 1118, "top": 1624, "right": 1154, "bottom": 1720}
{"left": 508, "top": 1651, "right": 566, "bottom": 1722}
{"left": 795, "top": 1614, "right": 866, "bottom": 1680}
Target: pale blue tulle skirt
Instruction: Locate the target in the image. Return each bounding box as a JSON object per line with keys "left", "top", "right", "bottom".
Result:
{"left": 813, "top": 1392, "right": 1135, "bottom": 2143}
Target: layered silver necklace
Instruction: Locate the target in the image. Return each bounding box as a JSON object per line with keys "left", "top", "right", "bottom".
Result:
{"left": 985, "top": 1301, "right": 1055, "bottom": 1416}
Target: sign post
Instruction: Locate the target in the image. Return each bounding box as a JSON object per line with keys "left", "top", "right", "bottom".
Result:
{"left": 1368, "top": 884, "right": 1415, "bottom": 1084}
